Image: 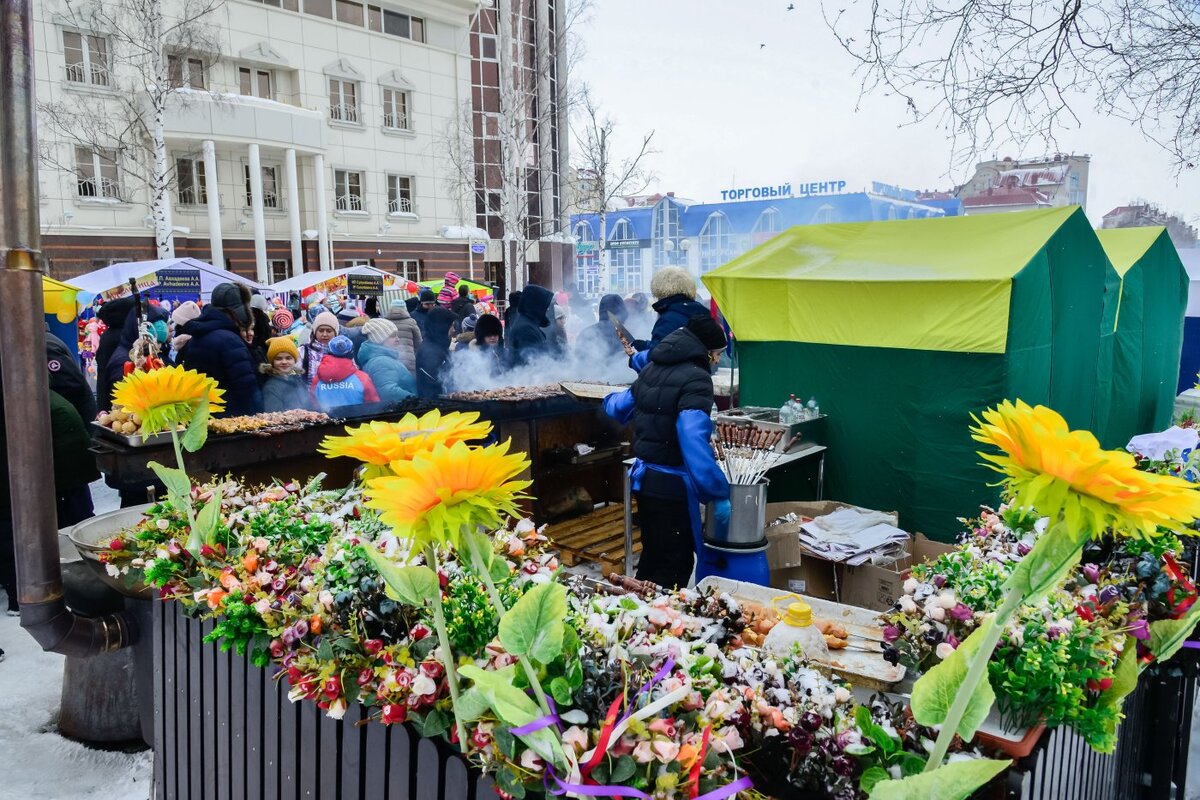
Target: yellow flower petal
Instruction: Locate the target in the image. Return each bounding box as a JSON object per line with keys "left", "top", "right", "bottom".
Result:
{"left": 319, "top": 410, "right": 492, "bottom": 471}
{"left": 110, "top": 366, "right": 225, "bottom": 433}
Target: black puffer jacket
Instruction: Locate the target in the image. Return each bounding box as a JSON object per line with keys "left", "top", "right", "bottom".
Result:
{"left": 506, "top": 285, "right": 554, "bottom": 367}
{"left": 415, "top": 307, "right": 456, "bottom": 398}
{"left": 179, "top": 306, "right": 263, "bottom": 417}
{"left": 46, "top": 329, "right": 97, "bottom": 423}
{"left": 94, "top": 297, "right": 136, "bottom": 412}
{"left": 629, "top": 327, "right": 714, "bottom": 467}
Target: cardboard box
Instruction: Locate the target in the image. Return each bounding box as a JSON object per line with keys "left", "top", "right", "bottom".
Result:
{"left": 763, "top": 501, "right": 901, "bottom": 603}
{"left": 840, "top": 534, "right": 959, "bottom": 611}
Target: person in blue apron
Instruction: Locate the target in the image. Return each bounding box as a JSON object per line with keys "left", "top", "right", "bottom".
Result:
{"left": 604, "top": 315, "right": 732, "bottom": 588}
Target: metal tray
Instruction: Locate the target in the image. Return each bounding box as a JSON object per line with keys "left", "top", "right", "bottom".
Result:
{"left": 561, "top": 381, "right": 628, "bottom": 402}
{"left": 90, "top": 421, "right": 178, "bottom": 448}
{"left": 697, "top": 576, "right": 905, "bottom": 693}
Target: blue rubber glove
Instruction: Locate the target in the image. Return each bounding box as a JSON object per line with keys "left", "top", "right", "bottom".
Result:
{"left": 712, "top": 499, "right": 732, "bottom": 527}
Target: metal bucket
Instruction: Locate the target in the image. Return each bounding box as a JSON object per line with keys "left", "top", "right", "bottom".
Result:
{"left": 705, "top": 479, "right": 768, "bottom": 546}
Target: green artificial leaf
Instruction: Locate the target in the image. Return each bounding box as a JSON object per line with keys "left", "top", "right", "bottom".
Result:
{"left": 493, "top": 727, "right": 517, "bottom": 759}
{"left": 610, "top": 755, "right": 636, "bottom": 783}
{"left": 855, "top": 705, "right": 897, "bottom": 758}
{"left": 868, "top": 757, "right": 1009, "bottom": 800}
{"left": 316, "top": 638, "right": 334, "bottom": 662}
{"left": 910, "top": 619, "right": 996, "bottom": 740}
{"left": 498, "top": 581, "right": 568, "bottom": 665}
{"left": 414, "top": 708, "right": 449, "bottom": 738}
{"left": 181, "top": 399, "right": 210, "bottom": 453}
{"left": 191, "top": 488, "right": 223, "bottom": 548}
{"left": 362, "top": 548, "right": 437, "bottom": 607}
{"left": 490, "top": 557, "right": 511, "bottom": 583}
{"left": 898, "top": 754, "right": 927, "bottom": 777}
{"left": 845, "top": 743, "right": 877, "bottom": 756}
{"left": 459, "top": 664, "right": 567, "bottom": 771}
{"left": 562, "top": 625, "right": 581, "bottom": 661}
{"left": 1003, "top": 523, "right": 1086, "bottom": 601}
{"left": 456, "top": 688, "right": 491, "bottom": 723}
{"left": 549, "top": 676, "right": 573, "bottom": 707}
{"left": 860, "top": 766, "right": 890, "bottom": 795}
{"left": 1091, "top": 636, "right": 1140, "bottom": 754}
{"left": 496, "top": 770, "right": 527, "bottom": 799}
{"left": 148, "top": 460, "right": 192, "bottom": 511}
{"left": 565, "top": 656, "right": 584, "bottom": 690}
{"left": 1149, "top": 601, "right": 1200, "bottom": 665}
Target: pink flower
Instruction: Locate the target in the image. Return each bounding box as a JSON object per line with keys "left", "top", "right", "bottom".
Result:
{"left": 652, "top": 741, "right": 680, "bottom": 763}
{"left": 632, "top": 741, "right": 656, "bottom": 763}
{"left": 714, "top": 726, "right": 744, "bottom": 751}
{"left": 519, "top": 749, "right": 544, "bottom": 772}
{"left": 648, "top": 718, "right": 677, "bottom": 737}
{"left": 935, "top": 642, "right": 956, "bottom": 660}
{"left": 561, "top": 726, "right": 589, "bottom": 754}
{"left": 253, "top": 537, "right": 270, "bottom": 552}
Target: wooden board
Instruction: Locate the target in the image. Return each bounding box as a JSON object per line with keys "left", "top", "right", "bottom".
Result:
{"left": 545, "top": 503, "right": 641, "bottom": 576}
{"left": 560, "top": 382, "right": 628, "bottom": 402}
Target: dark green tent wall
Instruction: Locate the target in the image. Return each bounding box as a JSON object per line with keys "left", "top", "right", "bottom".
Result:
{"left": 704, "top": 208, "right": 1113, "bottom": 541}
{"left": 1096, "top": 227, "right": 1189, "bottom": 446}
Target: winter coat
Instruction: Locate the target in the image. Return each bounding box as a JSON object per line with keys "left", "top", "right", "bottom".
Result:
{"left": 449, "top": 295, "right": 475, "bottom": 318}
{"left": 505, "top": 285, "right": 555, "bottom": 368}
{"left": 178, "top": 306, "right": 263, "bottom": 418}
{"left": 50, "top": 389, "right": 100, "bottom": 491}
{"left": 311, "top": 354, "right": 380, "bottom": 411}
{"left": 260, "top": 365, "right": 315, "bottom": 413}
{"left": 357, "top": 341, "right": 416, "bottom": 405}
{"left": 384, "top": 305, "right": 422, "bottom": 373}
{"left": 415, "top": 341, "right": 450, "bottom": 399}
{"left": 411, "top": 305, "right": 432, "bottom": 338}
{"left": 46, "top": 329, "right": 97, "bottom": 423}
{"left": 466, "top": 338, "right": 504, "bottom": 376}
{"left": 298, "top": 339, "right": 328, "bottom": 387}
{"left": 104, "top": 304, "right": 170, "bottom": 400}
{"left": 94, "top": 297, "right": 136, "bottom": 412}
{"left": 635, "top": 294, "right": 710, "bottom": 356}
{"left": 577, "top": 295, "right": 628, "bottom": 361}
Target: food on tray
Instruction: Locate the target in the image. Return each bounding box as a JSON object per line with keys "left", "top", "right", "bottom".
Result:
{"left": 207, "top": 410, "right": 330, "bottom": 435}
{"left": 95, "top": 405, "right": 182, "bottom": 437}
{"left": 824, "top": 633, "right": 849, "bottom": 649}
{"left": 816, "top": 619, "right": 849, "bottom": 639}
{"left": 443, "top": 384, "right": 565, "bottom": 402}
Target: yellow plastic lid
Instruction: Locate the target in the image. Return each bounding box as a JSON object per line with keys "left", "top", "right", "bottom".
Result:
{"left": 770, "top": 594, "right": 813, "bottom": 627}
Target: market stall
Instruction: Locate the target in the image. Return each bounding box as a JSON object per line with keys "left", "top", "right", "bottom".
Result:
{"left": 71, "top": 257, "right": 267, "bottom": 303}
{"left": 267, "top": 266, "right": 406, "bottom": 299}
{"left": 703, "top": 207, "right": 1122, "bottom": 540}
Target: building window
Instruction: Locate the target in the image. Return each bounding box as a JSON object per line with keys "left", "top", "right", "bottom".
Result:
{"left": 609, "top": 219, "right": 642, "bottom": 295}
{"left": 303, "top": 0, "right": 333, "bottom": 18}
{"left": 175, "top": 157, "right": 207, "bottom": 205}
{"left": 243, "top": 164, "right": 280, "bottom": 209}
{"left": 480, "top": 34, "right": 498, "bottom": 61}
{"left": 573, "top": 221, "right": 600, "bottom": 294}
{"left": 367, "top": 4, "right": 382, "bottom": 30}
{"left": 63, "top": 31, "right": 109, "bottom": 86}
{"left": 651, "top": 200, "right": 681, "bottom": 267}
{"left": 75, "top": 146, "right": 121, "bottom": 200}
{"left": 382, "top": 88, "right": 409, "bottom": 130}
{"left": 334, "top": 169, "right": 364, "bottom": 211}
{"left": 812, "top": 204, "right": 834, "bottom": 225}
{"left": 328, "top": 78, "right": 359, "bottom": 123}
{"left": 396, "top": 259, "right": 420, "bottom": 282}
{"left": 698, "top": 212, "right": 733, "bottom": 274}
{"left": 335, "top": 0, "right": 364, "bottom": 25}
{"left": 387, "top": 175, "right": 413, "bottom": 214}
{"left": 238, "top": 67, "right": 273, "bottom": 99}
{"left": 167, "top": 54, "right": 205, "bottom": 90}
{"left": 269, "top": 260, "right": 291, "bottom": 283}
{"left": 751, "top": 207, "right": 781, "bottom": 235}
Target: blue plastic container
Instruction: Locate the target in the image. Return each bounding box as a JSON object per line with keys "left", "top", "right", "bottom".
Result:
{"left": 695, "top": 541, "right": 770, "bottom": 586}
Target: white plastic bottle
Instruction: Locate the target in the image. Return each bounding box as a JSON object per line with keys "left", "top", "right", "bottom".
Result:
{"left": 763, "top": 596, "right": 831, "bottom": 661}
{"left": 779, "top": 397, "right": 793, "bottom": 425}
{"left": 806, "top": 396, "right": 819, "bottom": 419}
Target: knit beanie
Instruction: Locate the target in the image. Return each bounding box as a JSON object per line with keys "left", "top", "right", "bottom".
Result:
{"left": 266, "top": 336, "right": 300, "bottom": 362}
{"left": 685, "top": 314, "right": 727, "bottom": 351}
{"left": 328, "top": 335, "right": 354, "bottom": 357}
{"left": 171, "top": 300, "right": 201, "bottom": 327}
{"left": 419, "top": 288, "right": 436, "bottom": 303}
{"left": 211, "top": 282, "right": 250, "bottom": 325}
{"left": 312, "top": 311, "right": 340, "bottom": 334}
{"left": 474, "top": 313, "right": 503, "bottom": 342}
{"left": 444, "top": 271, "right": 461, "bottom": 287}
{"left": 272, "top": 308, "right": 295, "bottom": 331}
{"left": 362, "top": 317, "right": 398, "bottom": 345}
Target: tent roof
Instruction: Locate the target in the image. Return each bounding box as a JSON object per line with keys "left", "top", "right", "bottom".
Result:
{"left": 703, "top": 206, "right": 1086, "bottom": 354}
{"left": 268, "top": 266, "right": 398, "bottom": 294}
{"left": 1096, "top": 227, "right": 1169, "bottom": 277}
{"left": 71, "top": 257, "right": 267, "bottom": 295}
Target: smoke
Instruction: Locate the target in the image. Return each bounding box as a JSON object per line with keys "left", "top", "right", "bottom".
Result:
{"left": 442, "top": 329, "right": 636, "bottom": 392}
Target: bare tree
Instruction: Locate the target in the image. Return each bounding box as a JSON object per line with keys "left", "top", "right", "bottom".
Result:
{"left": 571, "top": 86, "right": 656, "bottom": 293}
{"left": 39, "top": 0, "right": 224, "bottom": 258}
{"left": 823, "top": 0, "right": 1200, "bottom": 170}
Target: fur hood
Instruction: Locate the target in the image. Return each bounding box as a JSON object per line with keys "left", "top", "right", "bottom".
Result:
{"left": 259, "top": 362, "right": 304, "bottom": 378}
{"left": 650, "top": 266, "right": 697, "bottom": 301}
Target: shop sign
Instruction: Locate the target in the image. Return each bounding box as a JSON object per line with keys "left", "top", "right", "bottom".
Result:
{"left": 101, "top": 271, "right": 158, "bottom": 301}
{"left": 347, "top": 273, "right": 384, "bottom": 296}
{"left": 470, "top": 242, "right": 487, "bottom": 254}
{"left": 154, "top": 269, "right": 202, "bottom": 296}
{"left": 606, "top": 239, "right": 645, "bottom": 250}
{"left": 576, "top": 242, "right": 596, "bottom": 257}
{"left": 719, "top": 180, "right": 847, "bottom": 201}
{"left": 871, "top": 182, "right": 918, "bottom": 202}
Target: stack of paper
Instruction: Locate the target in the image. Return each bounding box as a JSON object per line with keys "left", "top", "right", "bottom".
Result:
{"left": 799, "top": 508, "right": 910, "bottom": 566}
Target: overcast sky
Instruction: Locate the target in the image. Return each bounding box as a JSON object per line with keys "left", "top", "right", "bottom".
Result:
{"left": 573, "top": 0, "right": 1199, "bottom": 227}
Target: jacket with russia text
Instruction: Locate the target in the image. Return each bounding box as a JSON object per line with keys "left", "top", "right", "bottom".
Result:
{"left": 311, "top": 354, "right": 380, "bottom": 410}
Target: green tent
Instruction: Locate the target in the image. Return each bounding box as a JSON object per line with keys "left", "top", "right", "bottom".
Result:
{"left": 703, "top": 207, "right": 1115, "bottom": 541}
{"left": 1096, "top": 227, "right": 1189, "bottom": 445}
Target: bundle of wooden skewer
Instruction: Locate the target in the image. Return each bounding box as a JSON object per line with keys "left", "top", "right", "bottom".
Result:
{"left": 712, "top": 422, "right": 790, "bottom": 485}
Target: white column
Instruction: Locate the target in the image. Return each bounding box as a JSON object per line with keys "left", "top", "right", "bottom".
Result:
{"left": 247, "top": 143, "right": 269, "bottom": 283}
{"left": 313, "top": 153, "right": 331, "bottom": 271}
{"left": 284, "top": 148, "right": 303, "bottom": 277}
{"left": 201, "top": 140, "right": 223, "bottom": 269}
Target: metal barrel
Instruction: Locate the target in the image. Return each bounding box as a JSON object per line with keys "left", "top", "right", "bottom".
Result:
{"left": 705, "top": 480, "right": 768, "bottom": 546}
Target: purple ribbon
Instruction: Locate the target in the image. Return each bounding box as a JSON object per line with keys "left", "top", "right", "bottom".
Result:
{"left": 509, "top": 694, "right": 562, "bottom": 736}
{"left": 543, "top": 769, "right": 752, "bottom": 799}
{"left": 1183, "top": 641, "right": 1200, "bottom": 650}
{"left": 695, "top": 775, "right": 753, "bottom": 800}
{"left": 620, "top": 656, "right": 676, "bottom": 723}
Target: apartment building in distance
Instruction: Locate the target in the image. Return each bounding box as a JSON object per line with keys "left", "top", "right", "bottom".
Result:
{"left": 33, "top": 0, "right": 574, "bottom": 290}
{"left": 957, "top": 153, "right": 1090, "bottom": 215}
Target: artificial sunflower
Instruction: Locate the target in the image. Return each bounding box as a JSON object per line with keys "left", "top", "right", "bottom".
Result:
{"left": 319, "top": 410, "right": 493, "bottom": 478}
{"left": 110, "top": 365, "right": 225, "bottom": 434}
{"left": 365, "top": 439, "right": 530, "bottom": 555}
{"left": 971, "top": 400, "right": 1200, "bottom": 538}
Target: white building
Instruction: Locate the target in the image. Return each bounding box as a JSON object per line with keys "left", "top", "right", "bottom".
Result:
{"left": 957, "top": 154, "right": 1090, "bottom": 215}
{"left": 34, "top": 0, "right": 486, "bottom": 284}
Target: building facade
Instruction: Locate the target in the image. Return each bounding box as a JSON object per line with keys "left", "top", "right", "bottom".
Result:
{"left": 1103, "top": 204, "right": 1198, "bottom": 250}
{"left": 33, "top": 0, "right": 510, "bottom": 284}
{"left": 569, "top": 188, "right": 947, "bottom": 297}
{"left": 957, "top": 154, "right": 1090, "bottom": 215}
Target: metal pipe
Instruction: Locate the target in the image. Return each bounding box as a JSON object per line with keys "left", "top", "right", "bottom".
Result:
{"left": 0, "top": 0, "right": 134, "bottom": 656}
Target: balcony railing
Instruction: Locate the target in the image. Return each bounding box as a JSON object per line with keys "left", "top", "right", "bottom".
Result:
{"left": 329, "top": 103, "right": 360, "bottom": 123}
{"left": 77, "top": 176, "right": 123, "bottom": 200}
{"left": 382, "top": 111, "right": 409, "bottom": 130}
{"left": 65, "top": 61, "right": 111, "bottom": 86}
{"left": 387, "top": 196, "right": 412, "bottom": 214}
{"left": 336, "top": 193, "right": 364, "bottom": 212}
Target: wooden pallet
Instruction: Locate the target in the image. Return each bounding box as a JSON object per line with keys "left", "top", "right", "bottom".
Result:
{"left": 546, "top": 503, "right": 641, "bottom": 576}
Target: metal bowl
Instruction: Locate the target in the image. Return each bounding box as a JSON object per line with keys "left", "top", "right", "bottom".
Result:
{"left": 66, "top": 504, "right": 156, "bottom": 600}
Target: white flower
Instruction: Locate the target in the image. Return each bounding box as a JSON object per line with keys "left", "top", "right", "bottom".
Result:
{"left": 519, "top": 749, "right": 544, "bottom": 772}
{"left": 937, "top": 590, "right": 957, "bottom": 609}
{"left": 254, "top": 599, "right": 271, "bottom": 615}
{"left": 156, "top": 518, "right": 170, "bottom": 531}
{"left": 928, "top": 606, "right": 946, "bottom": 622}
{"left": 902, "top": 577, "right": 919, "bottom": 595}
{"left": 318, "top": 590, "right": 334, "bottom": 609}
{"left": 935, "top": 642, "right": 956, "bottom": 660}
{"left": 411, "top": 675, "right": 437, "bottom": 697}
{"left": 326, "top": 698, "right": 348, "bottom": 720}
{"left": 834, "top": 687, "right": 852, "bottom": 704}
{"left": 105, "top": 563, "right": 121, "bottom": 578}
{"left": 898, "top": 596, "right": 918, "bottom": 614}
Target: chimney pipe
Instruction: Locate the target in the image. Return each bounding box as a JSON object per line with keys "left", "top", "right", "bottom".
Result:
{"left": 1, "top": 0, "right": 134, "bottom": 656}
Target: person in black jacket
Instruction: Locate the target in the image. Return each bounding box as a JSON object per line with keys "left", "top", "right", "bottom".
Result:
{"left": 104, "top": 303, "right": 169, "bottom": 400}
{"left": 46, "top": 328, "right": 97, "bottom": 423}
{"left": 604, "top": 315, "right": 732, "bottom": 588}
{"left": 576, "top": 293, "right": 628, "bottom": 361}
{"left": 449, "top": 283, "right": 475, "bottom": 318}
{"left": 411, "top": 288, "right": 437, "bottom": 337}
{"left": 505, "top": 284, "right": 554, "bottom": 368}
{"left": 503, "top": 290, "right": 522, "bottom": 327}
{"left": 415, "top": 307, "right": 456, "bottom": 398}
{"left": 629, "top": 267, "right": 710, "bottom": 371}
{"left": 94, "top": 296, "right": 136, "bottom": 412}
{"left": 179, "top": 283, "right": 263, "bottom": 417}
